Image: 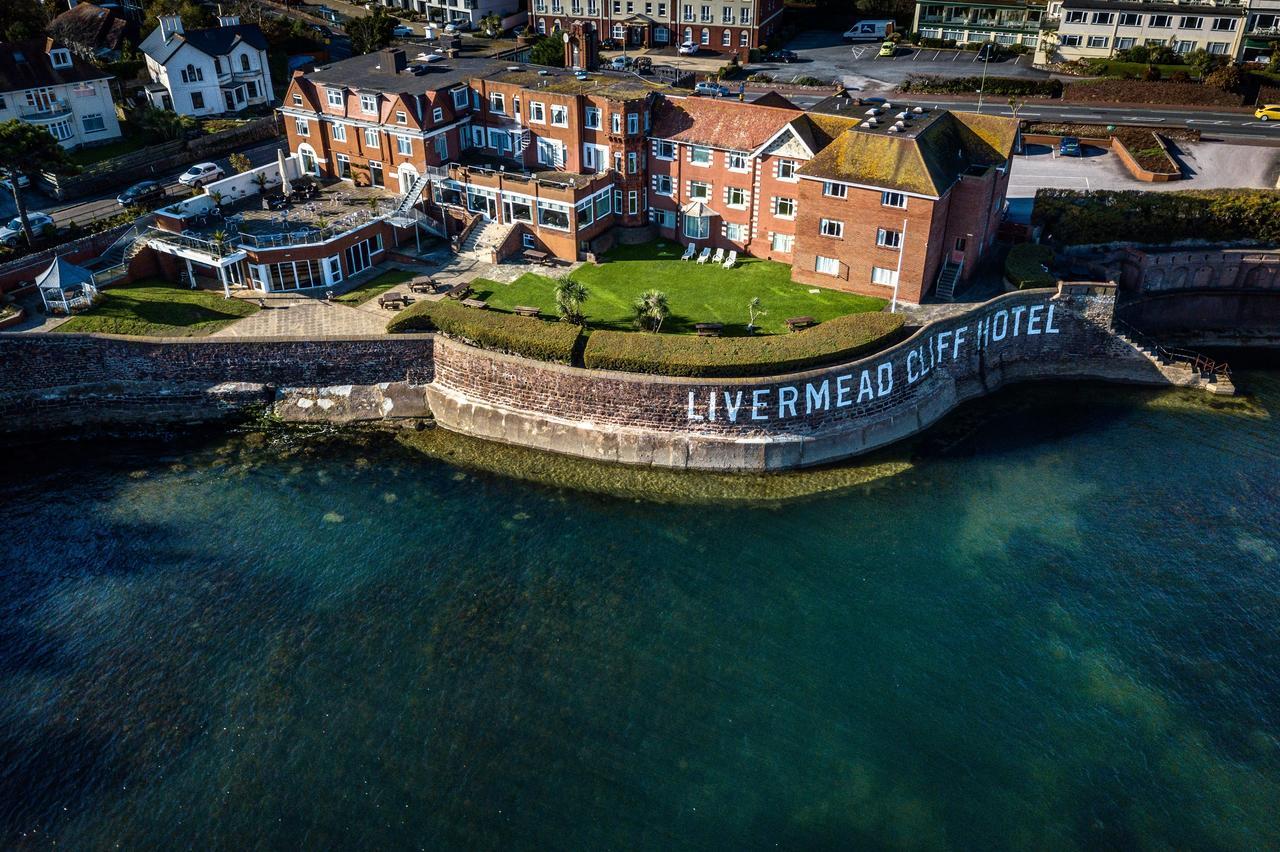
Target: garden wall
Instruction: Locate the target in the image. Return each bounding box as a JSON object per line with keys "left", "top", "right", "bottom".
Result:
{"left": 0, "top": 224, "right": 132, "bottom": 295}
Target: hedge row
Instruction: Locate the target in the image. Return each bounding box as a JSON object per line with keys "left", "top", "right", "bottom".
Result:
{"left": 387, "top": 300, "right": 581, "bottom": 363}
{"left": 1032, "top": 189, "right": 1280, "bottom": 247}
{"left": 1004, "top": 244, "right": 1057, "bottom": 290}
{"left": 1063, "top": 79, "right": 1247, "bottom": 107}
{"left": 898, "top": 75, "right": 1062, "bottom": 98}
{"left": 582, "top": 313, "right": 906, "bottom": 378}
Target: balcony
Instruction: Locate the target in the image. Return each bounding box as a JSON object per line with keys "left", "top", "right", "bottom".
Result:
{"left": 19, "top": 99, "right": 72, "bottom": 122}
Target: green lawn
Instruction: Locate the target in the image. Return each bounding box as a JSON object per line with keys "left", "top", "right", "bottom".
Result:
{"left": 54, "top": 280, "right": 259, "bottom": 337}
{"left": 334, "top": 269, "right": 415, "bottom": 305}
{"left": 1080, "top": 60, "right": 1200, "bottom": 80}
{"left": 67, "top": 134, "right": 155, "bottom": 167}
{"left": 474, "top": 240, "right": 887, "bottom": 335}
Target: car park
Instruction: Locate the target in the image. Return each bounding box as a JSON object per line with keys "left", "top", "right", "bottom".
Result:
{"left": 116, "top": 180, "right": 166, "bottom": 207}
{"left": 1058, "top": 136, "right": 1082, "bottom": 157}
{"left": 0, "top": 212, "right": 55, "bottom": 247}
{"left": 766, "top": 49, "right": 798, "bottom": 63}
{"left": 677, "top": 41, "right": 698, "bottom": 55}
{"left": 1255, "top": 104, "right": 1280, "bottom": 121}
{"left": 177, "top": 162, "right": 225, "bottom": 188}
{"left": 694, "top": 81, "right": 730, "bottom": 97}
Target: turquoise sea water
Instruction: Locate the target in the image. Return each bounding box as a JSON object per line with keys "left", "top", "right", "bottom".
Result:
{"left": 1, "top": 377, "right": 1279, "bottom": 850}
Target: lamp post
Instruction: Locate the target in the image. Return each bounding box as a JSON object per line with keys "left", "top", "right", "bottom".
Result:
{"left": 891, "top": 216, "right": 908, "bottom": 314}
{"left": 976, "top": 45, "right": 991, "bottom": 114}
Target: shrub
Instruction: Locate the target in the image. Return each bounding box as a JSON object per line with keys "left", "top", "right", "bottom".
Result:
{"left": 582, "top": 313, "right": 906, "bottom": 378}
{"left": 1143, "top": 64, "right": 1162, "bottom": 81}
{"left": 1032, "top": 189, "right": 1280, "bottom": 247}
{"left": 791, "top": 75, "right": 829, "bottom": 87}
{"left": 898, "top": 74, "right": 1063, "bottom": 98}
{"left": 1064, "top": 78, "right": 1247, "bottom": 106}
{"left": 387, "top": 300, "right": 582, "bottom": 363}
{"left": 1205, "top": 64, "right": 1245, "bottom": 93}
{"left": 1005, "top": 244, "right": 1057, "bottom": 290}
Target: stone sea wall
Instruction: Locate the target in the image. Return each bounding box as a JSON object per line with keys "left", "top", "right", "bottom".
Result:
{"left": 0, "top": 287, "right": 1189, "bottom": 469}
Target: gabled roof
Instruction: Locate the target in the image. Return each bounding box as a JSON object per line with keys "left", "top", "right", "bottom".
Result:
{"left": 650, "top": 96, "right": 802, "bottom": 151}
{"left": 142, "top": 23, "right": 268, "bottom": 65}
{"left": 751, "top": 91, "right": 799, "bottom": 110}
{"left": 37, "top": 256, "right": 95, "bottom": 293}
{"left": 798, "top": 110, "right": 1018, "bottom": 196}
{"left": 47, "top": 3, "right": 136, "bottom": 57}
{"left": 0, "top": 38, "right": 111, "bottom": 92}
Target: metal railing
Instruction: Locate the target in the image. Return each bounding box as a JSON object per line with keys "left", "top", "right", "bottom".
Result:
{"left": 146, "top": 227, "right": 243, "bottom": 258}
{"left": 1114, "top": 319, "right": 1232, "bottom": 382}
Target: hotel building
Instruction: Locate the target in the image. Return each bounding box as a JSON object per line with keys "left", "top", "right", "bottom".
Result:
{"left": 1043, "top": 0, "right": 1247, "bottom": 61}
{"left": 530, "top": 0, "right": 786, "bottom": 58}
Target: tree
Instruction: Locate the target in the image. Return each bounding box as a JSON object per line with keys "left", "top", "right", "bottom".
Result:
{"left": 555, "top": 278, "right": 589, "bottom": 325}
{"left": 633, "top": 289, "right": 670, "bottom": 333}
{"left": 0, "top": 0, "right": 53, "bottom": 43}
{"left": 530, "top": 35, "right": 566, "bottom": 68}
{"left": 347, "top": 6, "right": 396, "bottom": 56}
{"left": 1204, "top": 64, "right": 1245, "bottom": 93}
{"left": 746, "top": 297, "right": 766, "bottom": 333}
{"left": 1007, "top": 96, "right": 1025, "bottom": 121}
{"left": 478, "top": 13, "right": 503, "bottom": 38}
{"left": 228, "top": 152, "right": 252, "bottom": 174}
{"left": 133, "top": 106, "right": 195, "bottom": 141}
{"left": 142, "top": 0, "right": 211, "bottom": 36}
{"left": 0, "top": 120, "right": 72, "bottom": 246}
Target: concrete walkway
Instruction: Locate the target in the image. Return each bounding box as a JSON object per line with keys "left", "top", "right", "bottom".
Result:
{"left": 211, "top": 294, "right": 388, "bottom": 338}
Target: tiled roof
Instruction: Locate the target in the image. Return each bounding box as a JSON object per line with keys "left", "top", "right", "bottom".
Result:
{"left": 47, "top": 3, "right": 135, "bottom": 56}
{"left": 798, "top": 111, "right": 1017, "bottom": 196}
{"left": 651, "top": 96, "right": 801, "bottom": 151}
{"left": 0, "top": 38, "right": 111, "bottom": 92}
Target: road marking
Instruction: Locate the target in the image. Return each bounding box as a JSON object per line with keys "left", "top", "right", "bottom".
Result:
{"left": 1121, "top": 115, "right": 1163, "bottom": 122}
{"left": 1013, "top": 55, "right": 1023, "bottom": 65}
{"left": 1060, "top": 114, "right": 1105, "bottom": 120}
{"left": 952, "top": 51, "right": 960, "bottom": 61}
{"left": 1243, "top": 121, "right": 1280, "bottom": 127}
{"left": 971, "top": 51, "right": 980, "bottom": 62}
{"left": 932, "top": 50, "right": 941, "bottom": 60}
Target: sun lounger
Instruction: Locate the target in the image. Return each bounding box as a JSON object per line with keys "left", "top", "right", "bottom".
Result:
{"left": 723, "top": 249, "right": 737, "bottom": 269}
{"left": 680, "top": 243, "right": 696, "bottom": 261}
{"left": 711, "top": 247, "right": 725, "bottom": 264}
{"left": 696, "top": 247, "right": 711, "bottom": 264}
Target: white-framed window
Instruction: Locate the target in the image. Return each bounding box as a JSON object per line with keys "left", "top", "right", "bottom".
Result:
{"left": 585, "top": 106, "right": 600, "bottom": 129}
{"left": 684, "top": 215, "right": 710, "bottom": 239}
{"left": 740, "top": 29, "right": 749, "bottom": 47}
{"left": 1180, "top": 16, "right": 1203, "bottom": 29}
{"left": 49, "top": 48, "right": 72, "bottom": 69}
{"left": 876, "top": 228, "right": 902, "bottom": 249}
{"left": 689, "top": 180, "right": 711, "bottom": 200}
{"left": 1206, "top": 41, "right": 1229, "bottom": 54}
{"left": 1091, "top": 12, "right": 1113, "bottom": 25}
{"left": 1060, "top": 34, "right": 1082, "bottom": 47}
{"left": 627, "top": 113, "right": 639, "bottom": 134}
{"left": 815, "top": 255, "right": 840, "bottom": 276}
{"left": 700, "top": 28, "right": 710, "bottom": 45}
{"left": 1149, "top": 15, "right": 1171, "bottom": 28}
{"left": 627, "top": 152, "right": 638, "bottom": 174}
{"left": 774, "top": 197, "right": 795, "bottom": 218}
{"left": 295, "top": 117, "right": 309, "bottom": 137}
{"left": 550, "top": 104, "right": 568, "bottom": 127}
{"left": 871, "top": 266, "right": 898, "bottom": 286}
{"left": 433, "top": 107, "right": 444, "bottom": 122}
{"left": 395, "top": 110, "right": 407, "bottom": 125}
{"left": 770, "top": 232, "right": 793, "bottom": 253}
{"left": 1119, "top": 12, "right": 1141, "bottom": 26}
{"left": 628, "top": 190, "right": 639, "bottom": 214}
{"left": 1212, "top": 17, "right": 1236, "bottom": 31}
{"left": 452, "top": 87, "right": 469, "bottom": 109}
{"left": 726, "top": 186, "right": 746, "bottom": 208}
{"left": 823, "top": 181, "right": 847, "bottom": 199}
{"left": 611, "top": 112, "right": 622, "bottom": 133}
{"left": 529, "top": 101, "right": 546, "bottom": 123}
{"left": 654, "top": 139, "right": 675, "bottom": 160}
{"left": 690, "top": 146, "right": 712, "bottom": 165}
{"left": 489, "top": 92, "right": 505, "bottom": 114}
{"left": 335, "top": 152, "right": 351, "bottom": 180}
{"left": 48, "top": 119, "right": 73, "bottom": 141}
{"left": 819, "top": 218, "right": 844, "bottom": 238}
{"left": 725, "top": 222, "right": 746, "bottom": 241}
{"left": 327, "top": 88, "right": 343, "bottom": 107}
{"left": 332, "top": 122, "right": 347, "bottom": 142}
{"left": 364, "top": 127, "right": 379, "bottom": 147}
{"left": 81, "top": 113, "right": 105, "bottom": 133}
{"left": 1116, "top": 37, "right": 1135, "bottom": 50}
{"left": 537, "top": 137, "right": 564, "bottom": 166}
{"left": 1064, "top": 9, "right": 1086, "bottom": 23}
{"left": 537, "top": 201, "right": 571, "bottom": 230}
{"left": 776, "top": 159, "right": 797, "bottom": 180}
{"left": 397, "top": 136, "right": 412, "bottom": 156}
{"left": 292, "top": 93, "right": 302, "bottom": 106}
{"left": 1087, "top": 36, "right": 1109, "bottom": 49}
{"left": 722, "top": 30, "right": 731, "bottom": 46}
{"left": 727, "top": 151, "right": 747, "bottom": 171}
{"left": 654, "top": 174, "right": 673, "bottom": 195}
{"left": 488, "top": 128, "right": 512, "bottom": 152}
{"left": 360, "top": 93, "right": 377, "bottom": 114}
{"left": 654, "top": 208, "right": 676, "bottom": 229}
{"left": 881, "top": 191, "right": 906, "bottom": 208}
{"left": 434, "top": 135, "right": 448, "bottom": 160}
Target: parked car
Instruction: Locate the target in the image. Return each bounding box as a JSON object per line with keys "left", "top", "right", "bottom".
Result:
{"left": 391, "top": 25, "right": 415, "bottom": 37}
{"left": 878, "top": 40, "right": 895, "bottom": 57}
{"left": 0, "top": 172, "right": 31, "bottom": 195}
{"left": 634, "top": 56, "right": 652, "bottom": 73}
{"left": 444, "top": 20, "right": 470, "bottom": 33}
{"left": 116, "top": 180, "right": 166, "bottom": 207}
{"left": 1255, "top": 103, "right": 1280, "bottom": 121}
{"left": 307, "top": 23, "right": 333, "bottom": 40}
{"left": 177, "top": 162, "right": 225, "bottom": 188}
{"left": 574, "top": 70, "right": 590, "bottom": 80}
{"left": 975, "top": 42, "right": 1003, "bottom": 62}
{"left": 1058, "top": 136, "right": 1083, "bottom": 157}
{"left": 610, "top": 55, "right": 632, "bottom": 70}
{"left": 766, "top": 49, "right": 798, "bottom": 63}
{"left": 0, "top": 212, "right": 55, "bottom": 247}
{"left": 843, "top": 20, "right": 894, "bottom": 41}
{"left": 694, "top": 81, "right": 730, "bottom": 97}
{"left": 677, "top": 41, "right": 698, "bottom": 55}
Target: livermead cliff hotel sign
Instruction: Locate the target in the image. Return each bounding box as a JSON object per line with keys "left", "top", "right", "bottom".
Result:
{"left": 685, "top": 299, "right": 1063, "bottom": 424}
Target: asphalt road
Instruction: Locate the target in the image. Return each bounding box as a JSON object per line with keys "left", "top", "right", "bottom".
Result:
{"left": 3, "top": 139, "right": 290, "bottom": 231}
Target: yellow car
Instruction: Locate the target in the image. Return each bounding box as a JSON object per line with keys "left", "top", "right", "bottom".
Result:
{"left": 879, "top": 40, "right": 895, "bottom": 57}
{"left": 1256, "top": 104, "right": 1280, "bottom": 121}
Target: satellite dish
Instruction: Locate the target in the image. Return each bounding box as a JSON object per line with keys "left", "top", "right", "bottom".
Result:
{"left": 563, "top": 32, "right": 570, "bottom": 43}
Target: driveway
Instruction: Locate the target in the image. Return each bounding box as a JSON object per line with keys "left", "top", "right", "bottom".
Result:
{"left": 768, "top": 30, "right": 1051, "bottom": 92}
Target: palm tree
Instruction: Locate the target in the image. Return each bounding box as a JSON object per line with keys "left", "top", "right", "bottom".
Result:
{"left": 633, "top": 289, "right": 670, "bottom": 333}
{"left": 554, "top": 278, "right": 588, "bottom": 325}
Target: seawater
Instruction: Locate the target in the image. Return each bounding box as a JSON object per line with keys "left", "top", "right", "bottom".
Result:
{"left": 1, "top": 376, "right": 1279, "bottom": 850}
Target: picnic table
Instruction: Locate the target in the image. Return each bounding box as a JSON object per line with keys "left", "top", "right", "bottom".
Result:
{"left": 513, "top": 305, "right": 541, "bottom": 317}
{"left": 461, "top": 298, "right": 488, "bottom": 310}
{"left": 695, "top": 322, "right": 723, "bottom": 337}
{"left": 785, "top": 315, "right": 816, "bottom": 332}
{"left": 408, "top": 276, "right": 435, "bottom": 293}
{"left": 443, "top": 282, "right": 472, "bottom": 300}
{"left": 379, "top": 293, "right": 408, "bottom": 309}
{"left": 522, "top": 248, "right": 552, "bottom": 266}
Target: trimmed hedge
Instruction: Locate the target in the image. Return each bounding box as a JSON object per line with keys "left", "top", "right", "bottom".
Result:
{"left": 898, "top": 75, "right": 1062, "bottom": 98}
{"left": 387, "top": 300, "right": 582, "bottom": 363}
{"left": 1032, "top": 189, "right": 1280, "bottom": 247}
{"left": 1005, "top": 244, "right": 1057, "bottom": 290}
{"left": 582, "top": 313, "right": 906, "bottom": 378}
{"left": 1063, "top": 79, "right": 1246, "bottom": 107}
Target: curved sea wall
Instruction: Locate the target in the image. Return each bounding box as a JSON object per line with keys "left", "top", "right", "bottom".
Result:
{"left": 426, "top": 286, "right": 1185, "bottom": 471}
{"left": 0, "top": 286, "right": 1194, "bottom": 469}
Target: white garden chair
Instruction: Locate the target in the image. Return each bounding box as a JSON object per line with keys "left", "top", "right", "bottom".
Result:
{"left": 680, "top": 243, "right": 696, "bottom": 261}
{"left": 696, "top": 247, "right": 711, "bottom": 264}
{"left": 723, "top": 249, "right": 737, "bottom": 269}
{"left": 711, "top": 247, "right": 725, "bottom": 264}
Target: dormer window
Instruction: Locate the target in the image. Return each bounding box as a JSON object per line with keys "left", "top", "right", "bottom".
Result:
{"left": 360, "top": 93, "right": 377, "bottom": 114}
{"left": 49, "top": 49, "right": 72, "bottom": 69}
{"left": 327, "top": 88, "right": 343, "bottom": 107}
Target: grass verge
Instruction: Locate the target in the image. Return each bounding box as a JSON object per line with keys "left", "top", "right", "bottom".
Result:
{"left": 54, "top": 280, "right": 259, "bottom": 336}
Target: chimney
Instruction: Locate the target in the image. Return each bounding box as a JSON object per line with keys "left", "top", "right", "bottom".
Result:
{"left": 159, "top": 15, "right": 184, "bottom": 41}
{"left": 382, "top": 47, "right": 407, "bottom": 74}
{"left": 217, "top": 15, "right": 241, "bottom": 27}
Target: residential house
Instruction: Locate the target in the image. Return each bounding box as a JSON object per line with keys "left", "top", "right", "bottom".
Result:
{"left": 1044, "top": 0, "right": 1247, "bottom": 62}
{"left": 47, "top": 2, "right": 138, "bottom": 64}
{"left": 0, "top": 38, "right": 123, "bottom": 148}
{"left": 140, "top": 15, "right": 273, "bottom": 116}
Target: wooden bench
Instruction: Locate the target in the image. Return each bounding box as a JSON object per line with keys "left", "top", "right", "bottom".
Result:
{"left": 443, "top": 282, "right": 472, "bottom": 300}
{"left": 785, "top": 315, "right": 816, "bottom": 332}
{"left": 695, "top": 322, "right": 723, "bottom": 337}
{"left": 522, "top": 248, "right": 549, "bottom": 265}
{"left": 379, "top": 293, "right": 408, "bottom": 309}
{"left": 408, "top": 276, "right": 435, "bottom": 293}
{"left": 461, "top": 298, "right": 488, "bottom": 310}
{"left": 513, "top": 305, "right": 541, "bottom": 317}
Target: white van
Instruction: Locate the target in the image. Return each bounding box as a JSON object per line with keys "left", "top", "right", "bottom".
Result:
{"left": 843, "top": 20, "right": 895, "bottom": 42}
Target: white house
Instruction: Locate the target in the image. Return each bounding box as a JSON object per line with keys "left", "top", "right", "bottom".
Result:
{"left": 0, "top": 38, "right": 123, "bottom": 148}
{"left": 140, "top": 15, "right": 274, "bottom": 116}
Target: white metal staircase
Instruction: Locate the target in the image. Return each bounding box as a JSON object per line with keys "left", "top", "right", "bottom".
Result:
{"left": 391, "top": 172, "right": 432, "bottom": 218}
{"left": 934, "top": 254, "right": 964, "bottom": 302}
